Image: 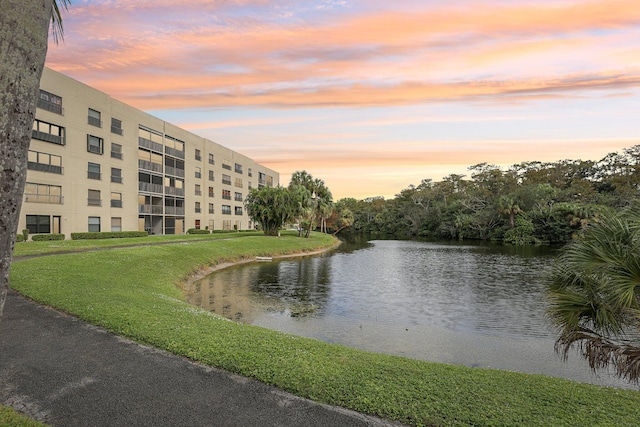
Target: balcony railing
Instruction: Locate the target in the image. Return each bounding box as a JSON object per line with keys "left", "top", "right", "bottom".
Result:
{"left": 138, "top": 182, "right": 164, "bottom": 193}
{"left": 164, "top": 186, "right": 185, "bottom": 196}
{"left": 164, "top": 165, "right": 185, "bottom": 177}
{"left": 138, "top": 159, "right": 163, "bottom": 173}
{"left": 88, "top": 171, "right": 101, "bottom": 180}
{"left": 87, "top": 198, "right": 102, "bottom": 206}
{"left": 88, "top": 116, "right": 102, "bottom": 127}
{"left": 164, "top": 206, "right": 185, "bottom": 215}
{"left": 111, "top": 200, "right": 123, "bottom": 208}
{"left": 165, "top": 146, "right": 185, "bottom": 159}
{"left": 111, "top": 126, "right": 123, "bottom": 136}
{"left": 138, "top": 137, "right": 163, "bottom": 153}
{"left": 32, "top": 130, "right": 64, "bottom": 145}
{"left": 27, "top": 162, "right": 63, "bottom": 175}
{"left": 37, "top": 98, "right": 63, "bottom": 115}
{"left": 111, "top": 151, "right": 123, "bottom": 160}
{"left": 139, "top": 204, "right": 163, "bottom": 214}
{"left": 111, "top": 176, "right": 123, "bottom": 184}
{"left": 24, "top": 194, "right": 63, "bottom": 204}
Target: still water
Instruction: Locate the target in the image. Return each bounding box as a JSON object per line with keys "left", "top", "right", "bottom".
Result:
{"left": 187, "top": 237, "right": 635, "bottom": 389}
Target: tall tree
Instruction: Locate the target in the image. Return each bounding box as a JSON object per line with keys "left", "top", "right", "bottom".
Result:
{"left": 0, "top": 0, "right": 68, "bottom": 319}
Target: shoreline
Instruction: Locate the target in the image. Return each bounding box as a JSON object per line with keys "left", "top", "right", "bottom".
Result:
{"left": 181, "top": 239, "right": 342, "bottom": 292}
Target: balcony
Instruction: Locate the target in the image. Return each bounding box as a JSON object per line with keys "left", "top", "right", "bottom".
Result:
{"left": 138, "top": 182, "right": 164, "bottom": 194}
{"left": 37, "top": 98, "right": 63, "bottom": 115}
{"left": 165, "top": 146, "right": 185, "bottom": 159}
{"left": 24, "top": 194, "right": 63, "bottom": 204}
{"left": 165, "top": 165, "right": 185, "bottom": 177}
{"left": 138, "top": 137, "right": 163, "bottom": 153}
{"left": 164, "top": 206, "right": 185, "bottom": 215}
{"left": 27, "top": 162, "right": 63, "bottom": 175}
{"left": 165, "top": 186, "right": 185, "bottom": 197}
{"left": 139, "top": 204, "right": 163, "bottom": 214}
{"left": 138, "top": 159, "right": 163, "bottom": 173}
{"left": 32, "top": 130, "right": 64, "bottom": 145}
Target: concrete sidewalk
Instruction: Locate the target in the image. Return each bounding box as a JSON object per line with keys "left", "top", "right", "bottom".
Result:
{"left": 0, "top": 290, "right": 403, "bottom": 427}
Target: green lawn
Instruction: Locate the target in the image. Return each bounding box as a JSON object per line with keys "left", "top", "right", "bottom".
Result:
{"left": 8, "top": 232, "right": 640, "bottom": 426}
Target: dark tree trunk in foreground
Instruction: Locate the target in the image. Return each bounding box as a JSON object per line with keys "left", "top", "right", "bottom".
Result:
{"left": 0, "top": 0, "right": 53, "bottom": 319}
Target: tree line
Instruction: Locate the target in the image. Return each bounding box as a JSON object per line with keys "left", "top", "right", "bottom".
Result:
{"left": 333, "top": 145, "right": 640, "bottom": 244}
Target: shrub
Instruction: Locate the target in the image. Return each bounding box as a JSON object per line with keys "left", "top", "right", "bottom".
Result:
{"left": 187, "top": 228, "right": 210, "bottom": 234}
{"left": 32, "top": 234, "right": 65, "bottom": 241}
{"left": 22, "top": 229, "right": 29, "bottom": 241}
{"left": 71, "top": 231, "right": 148, "bottom": 240}
{"left": 15, "top": 234, "right": 25, "bottom": 243}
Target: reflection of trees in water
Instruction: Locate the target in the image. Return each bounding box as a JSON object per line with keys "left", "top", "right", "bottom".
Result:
{"left": 251, "top": 257, "right": 333, "bottom": 317}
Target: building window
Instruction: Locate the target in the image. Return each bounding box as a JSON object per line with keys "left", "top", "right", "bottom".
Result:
{"left": 195, "top": 166, "right": 201, "bottom": 179}
{"left": 26, "top": 215, "right": 51, "bottom": 234}
{"left": 195, "top": 202, "right": 201, "bottom": 213}
{"left": 222, "top": 205, "right": 231, "bottom": 215}
{"left": 111, "top": 118, "right": 123, "bottom": 135}
{"left": 223, "top": 220, "right": 232, "bottom": 230}
{"left": 222, "top": 189, "right": 231, "bottom": 200}
{"left": 248, "top": 168, "right": 253, "bottom": 177}
{"left": 234, "top": 177, "right": 243, "bottom": 188}
{"left": 88, "top": 162, "right": 101, "bottom": 180}
{"left": 111, "top": 143, "right": 123, "bottom": 159}
{"left": 111, "top": 217, "right": 122, "bottom": 232}
{"left": 111, "top": 192, "right": 123, "bottom": 208}
{"left": 195, "top": 184, "right": 201, "bottom": 196}
{"left": 37, "top": 89, "right": 63, "bottom": 114}
{"left": 248, "top": 182, "right": 253, "bottom": 190}
{"left": 235, "top": 206, "right": 243, "bottom": 215}
{"left": 208, "top": 187, "right": 215, "bottom": 198}
{"left": 195, "top": 219, "right": 201, "bottom": 230}
{"left": 222, "top": 174, "right": 231, "bottom": 185}
{"left": 208, "top": 153, "right": 214, "bottom": 165}
{"left": 208, "top": 203, "right": 214, "bottom": 214}
{"left": 195, "top": 149, "right": 201, "bottom": 161}
{"left": 164, "top": 156, "right": 184, "bottom": 177}
{"left": 208, "top": 170, "right": 214, "bottom": 181}
{"left": 32, "top": 119, "right": 65, "bottom": 145}
{"left": 234, "top": 192, "right": 243, "bottom": 202}
{"left": 111, "top": 168, "right": 123, "bottom": 183}
{"left": 88, "top": 108, "right": 102, "bottom": 127}
{"left": 24, "top": 183, "right": 62, "bottom": 204}
{"left": 88, "top": 189, "right": 101, "bottom": 206}
{"left": 27, "top": 150, "right": 62, "bottom": 174}
{"left": 222, "top": 160, "right": 231, "bottom": 170}
{"left": 87, "top": 135, "right": 104, "bottom": 154}
{"left": 234, "top": 163, "right": 243, "bottom": 174}
{"left": 88, "top": 216, "right": 101, "bottom": 232}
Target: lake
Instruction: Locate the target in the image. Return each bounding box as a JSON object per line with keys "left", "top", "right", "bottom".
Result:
{"left": 186, "top": 236, "right": 635, "bottom": 389}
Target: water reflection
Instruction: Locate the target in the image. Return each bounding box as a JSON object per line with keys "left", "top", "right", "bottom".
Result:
{"left": 186, "top": 238, "right": 635, "bottom": 389}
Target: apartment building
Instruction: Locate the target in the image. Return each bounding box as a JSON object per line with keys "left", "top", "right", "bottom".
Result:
{"left": 20, "top": 67, "right": 278, "bottom": 238}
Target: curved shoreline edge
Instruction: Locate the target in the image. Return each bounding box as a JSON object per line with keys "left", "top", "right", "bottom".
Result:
{"left": 182, "top": 239, "right": 342, "bottom": 290}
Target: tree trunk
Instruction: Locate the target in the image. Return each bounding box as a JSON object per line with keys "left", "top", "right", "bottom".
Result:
{"left": 0, "top": 0, "right": 52, "bottom": 320}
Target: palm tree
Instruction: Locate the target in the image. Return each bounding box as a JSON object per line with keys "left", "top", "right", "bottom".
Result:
{"left": 547, "top": 206, "right": 640, "bottom": 383}
{"left": 0, "top": 0, "right": 69, "bottom": 320}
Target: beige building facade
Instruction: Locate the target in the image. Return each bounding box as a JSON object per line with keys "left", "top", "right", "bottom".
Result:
{"left": 20, "top": 67, "right": 278, "bottom": 238}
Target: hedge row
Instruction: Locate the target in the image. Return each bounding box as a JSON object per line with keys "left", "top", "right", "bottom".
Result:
{"left": 71, "top": 231, "right": 148, "bottom": 240}
{"left": 186, "top": 228, "right": 210, "bottom": 234}
{"left": 32, "top": 234, "right": 65, "bottom": 241}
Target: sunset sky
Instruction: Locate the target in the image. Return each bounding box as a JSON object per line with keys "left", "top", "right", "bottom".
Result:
{"left": 45, "top": 0, "right": 640, "bottom": 199}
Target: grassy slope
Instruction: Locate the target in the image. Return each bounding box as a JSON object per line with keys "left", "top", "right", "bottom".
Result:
{"left": 8, "top": 232, "right": 640, "bottom": 427}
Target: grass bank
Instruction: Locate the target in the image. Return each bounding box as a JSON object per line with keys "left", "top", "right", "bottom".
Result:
{"left": 8, "top": 232, "right": 640, "bottom": 426}
{"left": 0, "top": 406, "right": 46, "bottom": 427}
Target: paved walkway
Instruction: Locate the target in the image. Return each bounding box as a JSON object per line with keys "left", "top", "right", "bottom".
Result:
{"left": 0, "top": 290, "right": 403, "bottom": 427}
